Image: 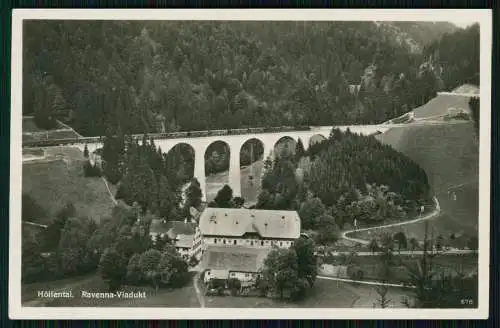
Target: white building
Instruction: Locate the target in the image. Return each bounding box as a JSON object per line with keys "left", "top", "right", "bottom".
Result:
{"left": 193, "top": 208, "right": 301, "bottom": 260}
{"left": 194, "top": 207, "right": 301, "bottom": 284}
{"left": 202, "top": 245, "right": 272, "bottom": 285}
{"left": 149, "top": 219, "right": 196, "bottom": 260}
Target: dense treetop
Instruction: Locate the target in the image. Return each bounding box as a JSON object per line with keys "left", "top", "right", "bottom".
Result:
{"left": 24, "top": 21, "right": 479, "bottom": 135}
{"left": 257, "top": 128, "right": 432, "bottom": 233}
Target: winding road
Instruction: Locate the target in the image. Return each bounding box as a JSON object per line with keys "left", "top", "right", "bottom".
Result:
{"left": 340, "top": 197, "right": 441, "bottom": 245}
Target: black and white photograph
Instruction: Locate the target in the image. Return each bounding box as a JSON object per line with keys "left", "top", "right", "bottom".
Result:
{"left": 9, "top": 9, "right": 492, "bottom": 320}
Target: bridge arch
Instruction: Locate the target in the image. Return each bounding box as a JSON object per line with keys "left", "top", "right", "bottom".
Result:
{"left": 165, "top": 142, "right": 195, "bottom": 184}
{"left": 240, "top": 138, "right": 265, "bottom": 204}
{"left": 240, "top": 138, "right": 264, "bottom": 166}
{"left": 308, "top": 134, "right": 327, "bottom": 147}
{"left": 274, "top": 136, "right": 296, "bottom": 159}
{"left": 204, "top": 140, "right": 231, "bottom": 203}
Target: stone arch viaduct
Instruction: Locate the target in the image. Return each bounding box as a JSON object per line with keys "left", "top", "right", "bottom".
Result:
{"left": 28, "top": 125, "right": 391, "bottom": 201}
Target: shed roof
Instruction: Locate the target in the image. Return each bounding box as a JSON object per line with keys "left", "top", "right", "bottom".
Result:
{"left": 149, "top": 219, "right": 196, "bottom": 238}
{"left": 201, "top": 245, "right": 272, "bottom": 273}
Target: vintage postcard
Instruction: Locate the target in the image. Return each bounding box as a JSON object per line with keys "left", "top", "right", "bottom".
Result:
{"left": 9, "top": 9, "right": 492, "bottom": 319}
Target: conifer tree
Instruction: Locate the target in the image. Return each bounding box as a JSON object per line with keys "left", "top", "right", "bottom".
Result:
{"left": 83, "top": 144, "right": 89, "bottom": 158}
{"left": 295, "top": 138, "right": 306, "bottom": 163}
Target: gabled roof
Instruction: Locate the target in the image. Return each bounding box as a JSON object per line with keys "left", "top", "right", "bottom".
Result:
{"left": 169, "top": 220, "right": 196, "bottom": 235}
{"left": 201, "top": 245, "right": 272, "bottom": 273}
{"left": 175, "top": 234, "right": 194, "bottom": 248}
{"left": 149, "top": 219, "right": 196, "bottom": 238}
{"left": 206, "top": 269, "right": 229, "bottom": 280}
{"left": 198, "top": 208, "right": 301, "bottom": 239}
{"left": 149, "top": 219, "right": 170, "bottom": 235}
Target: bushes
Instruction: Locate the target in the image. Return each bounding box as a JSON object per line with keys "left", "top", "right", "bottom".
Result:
{"left": 338, "top": 251, "right": 359, "bottom": 266}
{"left": 207, "top": 279, "right": 226, "bottom": 296}
{"left": 228, "top": 278, "right": 242, "bottom": 296}
{"left": 122, "top": 247, "right": 190, "bottom": 290}
{"left": 256, "top": 275, "right": 270, "bottom": 297}
{"left": 83, "top": 160, "right": 102, "bottom": 177}
{"left": 188, "top": 255, "right": 199, "bottom": 267}
{"left": 347, "top": 265, "right": 365, "bottom": 281}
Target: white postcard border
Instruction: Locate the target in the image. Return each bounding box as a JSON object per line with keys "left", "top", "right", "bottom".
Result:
{"left": 9, "top": 8, "right": 492, "bottom": 320}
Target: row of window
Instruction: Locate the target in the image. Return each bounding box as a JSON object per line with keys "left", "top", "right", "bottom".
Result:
{"left": 206, "top": 271, "right": 252, "bottom": 278}
{"left": 210, "top": 238, "right": 293, "bottom": 247}
{"left": 230, "top": 272, "right": 251, "bottom": 278}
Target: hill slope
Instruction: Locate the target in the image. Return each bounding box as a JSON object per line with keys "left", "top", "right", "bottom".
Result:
{"left": 412, "top": 93, "right": 474, "bottom": 119}
{"left": 22, "top": 147, "right": 115, "bottom": 223}
{"left": 372, "top": 121, "right": 479, "bottom": 239}
{"left": 376, "top": 122, "right": 478, "bottom": 194}
{"left": 377, "top": 22, "right": 459, "bottom": 53}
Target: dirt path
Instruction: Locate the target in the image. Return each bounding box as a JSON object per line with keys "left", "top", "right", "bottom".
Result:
{"left": 317, "top": 275, "right": 415, "bottom": 289}
{"left": 192, "top": 272, "right": 205, "bottom": 308}
{"left": 101, "top": 177, "right": 118, "bottom": 205}
{"left": 323, "top": 249, "right": 475, "bottom": 257}
{"left": 22, "top": 221, "right": 48, "bottom": 229}
{"left": 341, "top": 197, "right": 441, "bottom": 245}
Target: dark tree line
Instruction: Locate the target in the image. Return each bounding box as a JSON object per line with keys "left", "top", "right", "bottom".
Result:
{"left": 208, "top": 185, "right": 245, "bottom": 208}
{"left": 22, "top": 201, "right": 98, "bottom": 282}
{"left": 423, "top": 24, "right": 480, "bottom": 89}
{"left": 402, "top": 221, "right": 478, "bottom": 308}
{"left": 23, "top": 21, "right": 478, "bottom": 135}
{"left": 256, "top": 128, "right": 432, "bottom": 239}
{"left": 258, "top": 236, "right": 317, "bottom": 301}
{"left": 22, "top": 199, "right": 190, "bottom": 291}
{"left": 469, "top": 97, "right": 480, "bottom": 137}
{"left": 106, "top": 136, "right": 183, "bottom": 219}
{"left": 307, "top": 128, "right": 431, "bottom": 208}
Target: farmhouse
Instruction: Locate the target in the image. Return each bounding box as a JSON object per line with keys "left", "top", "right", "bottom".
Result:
{"left": 149, "top": 219, "right": 196, "bottom": 259}
{"left": 202, "top": 245, "right": 272, "bottom": 285}
{"left": 192, "top": 207, "right": 301, "bottom": 260}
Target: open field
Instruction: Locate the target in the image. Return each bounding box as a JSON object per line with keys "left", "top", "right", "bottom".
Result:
{"left": 22, "top": 271, "right": 413, "bottom": 308}
{"left": 23, "top": 117, "right": 81, "bottom": 142}
{"left": 203, "top": 278, "right": 360, "bottom": 308}
{"left": 320, "top": 253, "right": 478, "bottom": 286}
{"left": 412, "top": 93, "right": 472, "bottom": 119}
{"left": 23, "top": 117, "right": 67, "bottom": 133}
{"left": 22, "top": 146, "right": 115, "bottom": 223}
{"left": 374, "top": 122, "right": 479, "bottom": 240}
{"left": 23, "top": 130, "right": 82, "bottom": 142}
{"left": 22, "top": 148, "right": 45, "bottom": 157}
{"left": 22, "top": 273, "right": 99, "bottom": 304}
{"left": 349, "top": 181, "right": 478, "bottom": 242}
{"left": 338, "top": 282, "right": 411, "bottom": 308}
{"left": 376, "top": 122, "right": 478, "bottom": 195}
{"left": 22, "top": 273, "right": 200, "bottom": 307}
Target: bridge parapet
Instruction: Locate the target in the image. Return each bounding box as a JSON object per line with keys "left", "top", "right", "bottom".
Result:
{"left": 22, "top": 124, "right": 395, "bottom": 148}
{"left": 22, "top": 125, "right": 313, "bottom": 148}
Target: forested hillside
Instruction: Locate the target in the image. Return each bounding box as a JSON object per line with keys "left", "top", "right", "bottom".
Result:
{"left": 380, "top": 22, "right": 458, "bottom": 52}
{"left": 256, "top": 127, "right": 433, "bottom": 239}
{"left": 23, "top": 21, "right": 478, "bottom": 136}
{"left": 422, "top": 24, "right": 480, "bottom": 88}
